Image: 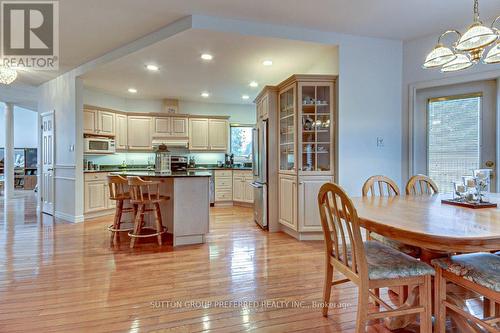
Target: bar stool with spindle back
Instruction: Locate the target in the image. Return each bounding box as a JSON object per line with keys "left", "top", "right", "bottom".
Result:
{"left": 107, "top": 175, "right": 135, "bottom": 245}
{"left": 127, "top": 176, "right": 169, "bottom": 248}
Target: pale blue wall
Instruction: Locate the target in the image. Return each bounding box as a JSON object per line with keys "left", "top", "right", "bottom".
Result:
{"left": 0, "top": 105, "right": 38, "bottom": 148}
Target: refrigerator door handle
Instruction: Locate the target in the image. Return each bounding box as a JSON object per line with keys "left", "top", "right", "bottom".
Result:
{"left": 250, "top": 182, "right": 264, "bottom": 189}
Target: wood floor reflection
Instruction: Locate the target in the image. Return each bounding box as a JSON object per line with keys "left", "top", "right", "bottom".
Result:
{"left": 0, "top": 192, "right": 424, "bottom": 332}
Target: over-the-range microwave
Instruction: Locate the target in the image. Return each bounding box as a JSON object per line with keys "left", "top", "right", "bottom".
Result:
{"left": 84, "top": 137, "right": 116, "bottom": 154}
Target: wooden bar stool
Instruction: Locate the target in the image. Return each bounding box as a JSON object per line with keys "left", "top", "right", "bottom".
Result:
{"left": 107, "top": 175, "right": 135, "bottom": 245}
{"left": 127, "top": 176, "right": 169, "bottom": 248}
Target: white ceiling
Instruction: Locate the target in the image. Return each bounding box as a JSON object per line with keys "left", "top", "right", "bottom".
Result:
{"left": 82, "top": 30, "right": 338, "bottom": 104}
{"left": 10, "top": 0, "right": 500, "bottom": 88}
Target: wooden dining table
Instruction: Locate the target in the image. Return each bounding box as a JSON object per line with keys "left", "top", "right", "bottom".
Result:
{"left": 351, "top": 193, "right": 500, "bottom": 331}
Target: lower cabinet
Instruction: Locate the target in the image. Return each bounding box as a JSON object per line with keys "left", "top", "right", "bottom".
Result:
{"left": 297, "top": 176, "right": 333, "bottom": 232}
{"left": 233, "top": 170, "right": 253, "bottom": 203}
{"left": 279, "top": 174, "right": 333, "bottom": 234}
{"left": 214, "top": 170, "right": 233, "bottom": 202}
{"left": 278, "top": 174, "right": 297, "bottom": 230}
{"left": 84, "top": 173, "right": 115, "bottom": 215}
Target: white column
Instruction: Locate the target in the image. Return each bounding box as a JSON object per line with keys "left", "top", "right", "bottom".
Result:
{"left": 4, "top": 102, "right": 14, "bottom": 199}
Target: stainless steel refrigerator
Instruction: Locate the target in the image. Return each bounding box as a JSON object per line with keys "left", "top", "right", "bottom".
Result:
{"left": 251, "top": 120, "right": 268, "bottom": 229}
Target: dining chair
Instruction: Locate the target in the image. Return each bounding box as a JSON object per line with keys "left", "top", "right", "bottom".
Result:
{"left": 107, "top": 175, "right": 135, "bottom": 245}
{"left": 127, "top": 176, "right": 169, "bottom": 248}
{"left": 433, "top": 253, "right": 500, "bottom": 333}
{"left": 406, "top": 174, "right": 439, "bottom": 195}
{"left": 318, "top": 182, "right": 434, "bottom": 333}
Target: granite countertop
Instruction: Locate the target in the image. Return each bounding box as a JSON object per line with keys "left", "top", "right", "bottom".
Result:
{"left": 84, "top": 168, "right": 151, "bottom": 173}
{"left": 110, "top": 170, "right": 212, "bottom": 177}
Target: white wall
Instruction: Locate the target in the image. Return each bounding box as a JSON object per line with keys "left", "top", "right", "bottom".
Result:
{"left": 38, "top": 72, "right": 84, "bottom": 222}
{"left": 402, "top": 30, "right": 500, "bottom": 182}
{"left": 0, "top": 105, "right": 38, "bottom": 148}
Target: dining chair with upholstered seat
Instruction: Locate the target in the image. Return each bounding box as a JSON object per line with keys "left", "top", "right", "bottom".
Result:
{"left": 433, "top": 252, "right": 500, "bottom": 333}
{"left": 406, "top": 174, "right": 439, "bottom": 195}
{"left": 318, "top": 182, "right": 434, "bottom": 333}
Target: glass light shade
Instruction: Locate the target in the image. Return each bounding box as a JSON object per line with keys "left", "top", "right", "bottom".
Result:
{"left": 0, "top": 66, "right": 17, "bottom": 85}
{"left": 441, "top": 54, "right": 473, "bottom": 72}
{"left": 456, "top": 23, "right": 498, "bottom": 51}
{"left": 423, "top": 44, "right": 457, "bottom": 68}
{"left": 484, "top": 43, "right": 500, "bottom": 64}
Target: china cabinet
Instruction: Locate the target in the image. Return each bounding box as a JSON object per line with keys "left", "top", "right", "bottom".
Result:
{"left": 277, "top": 75, "right": 337, "bottom": 239}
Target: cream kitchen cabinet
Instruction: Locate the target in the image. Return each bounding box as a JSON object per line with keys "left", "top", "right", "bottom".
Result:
{"left": 257, "top": 94, "right": 269, "bottom": 120}
{"left": 233, "top": 170, "right": 254, "bottom": 203}
{"left": 297, "top": 176, "right": 333, "bottom": 232}
{"left": 84, "top": 109, "right": 98, "bottom": 134}
{"left": 127, "top": 116, "right": 153, "bottom": 151}
{"left": 115, "top": 114, "right": 128, "bottom": 150}
{"left": 215, "top": 170, "right": 233, "bottom": 203}
{"left": 208, "top": 119, "right": 228, "bottom": 150}
{"left": 154, "top": 117, "right": 188, "bottom": 138}
{"left": 83, "top": 109, "right": 115, "bottom": 136}
{"left": 84, "top": 172, "right": 116, "bottom": 215}
{"left": 189, "top": 118, "right": 209, "bottom": 150}
{"left": 279, "top": 174, "right": 297, "bottom": 230}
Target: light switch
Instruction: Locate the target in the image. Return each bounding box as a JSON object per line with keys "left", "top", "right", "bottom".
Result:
{"left": 376, "top": 137, "right": 384, "bottom": 148}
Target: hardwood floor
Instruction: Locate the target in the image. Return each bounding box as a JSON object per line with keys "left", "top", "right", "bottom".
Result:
{"left": 0, "top": 192, "right": 425, "bottom": 332}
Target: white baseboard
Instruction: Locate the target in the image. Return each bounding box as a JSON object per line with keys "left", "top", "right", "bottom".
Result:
{"left": 84, "top": 209, "right": 115, "bottom": 221}
{"left": 55, "top": 211, "right": 85, "bottom": 223}
{"left": 280, "top": 223, "right": 324, "bottom": 241}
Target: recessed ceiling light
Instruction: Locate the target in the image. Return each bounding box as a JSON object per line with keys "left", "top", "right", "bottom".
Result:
{"left": 201, "top": 91, "right": 210, "bottom": 98}
{"left": 262, "top": 60, "right": 273, "bottom": 66}
{"left": 145, "top": 64, "right": 159, "bottom": 71}
{"left": 249, "top": 81, "right": 258, "bottom": 88}
{"left": 128, "top": 88, "right": 137, "bottom": 94}
{"left": 242, "top": 95, "right": 250, "bottom": 100}
{"left": 201, "top": 53, "right": 213, "bottom": 61}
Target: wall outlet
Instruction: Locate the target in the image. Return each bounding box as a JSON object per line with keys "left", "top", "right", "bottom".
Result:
{"left": 376, "top": 137, "right": 384, "bottom": 148}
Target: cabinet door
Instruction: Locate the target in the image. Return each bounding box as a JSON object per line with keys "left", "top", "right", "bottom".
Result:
{"left": 232, "top": 176, "right": 244, "bottom": 201}
{"left": 115, "top": 114, "right": 128, "bottom": 150}
{"left": 208, "top": 119, "right": 228, "bottom": 150}
{"left": 279, "top": 174, "right": 297, "bottom": 230}
{"left": 261, "top": 94, "right": 269, "bottom": 120}
{"left": 83, "top": 109, "right": 98, "bottom": 134}
{"left": 153, "top": 117, "right": 171, "bottom": 137}
{"left": 127, "top": 116, "right": 152, "bottom": 150}
{"left": 189, "top": 118, "right": 209, "bottom": 150}
{"left": 171, "top": 117, "right": 188, "bottom": 137}
{"left": 297, "top": 176, "right": 333, "bottom": 232}
{"left": 98, "top": 111, "right": 115, "bottom": 136}
{"left": 84, "top": 181, "right": 107, "bottom": 213}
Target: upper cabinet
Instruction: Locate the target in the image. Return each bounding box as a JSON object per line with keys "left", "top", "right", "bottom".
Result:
{"left": 83, "top": 109, "right": 115, "bottom": 136}
{"left": 208, "top": 119, "right": 228, "bottom": 151}
{"left": 189, "top": 118, "right": 209, "bottom": 150}
{"left": 189, "top": 118, "right": 229, "bottom": 151}
{"left": 278, "top": 75, "right": 336, "bottom": 176}
{"left": 153, "top": 116, "right": 188, "bottom": 138}
{"left": 115, "top": 114, "right": 128, "bottom": 150}
{"left": 127, "top": 116, "right": 153, "bottom": 151}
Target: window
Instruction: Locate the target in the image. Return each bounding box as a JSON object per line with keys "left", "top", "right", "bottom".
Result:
{"left": 230, "top": 125, "right": 253, "bottom": 160}
{"left": 427, "top": 93, "right": 481, "bottom": 193}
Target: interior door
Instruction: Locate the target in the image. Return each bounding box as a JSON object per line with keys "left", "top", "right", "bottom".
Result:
{"left": 41, "top": 112, "right": 55, "bottom": 215}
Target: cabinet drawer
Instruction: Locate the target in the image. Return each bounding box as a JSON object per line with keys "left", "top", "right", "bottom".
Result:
{"left": 215, "top": 170, "right": 232, "bottom": 178}
{"left": 215, "top": 191, "right": 233, "bottom": 201}
{"left": 84, "top": 172, "right": 109, "bottom": 182}
{"left": 215, "top": 179, "right": 232, "bottom": 188}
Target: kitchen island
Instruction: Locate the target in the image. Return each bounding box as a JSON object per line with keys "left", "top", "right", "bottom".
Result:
{"left": 111, "top": 171, "right": 211, "bottom": 246}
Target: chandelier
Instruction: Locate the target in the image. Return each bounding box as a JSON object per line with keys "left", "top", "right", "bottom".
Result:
{"left": 423, "top": 0, "right": 499, "bottom": 72}
{"left": 0, "top": 66, "right": 17, "bottom": 85}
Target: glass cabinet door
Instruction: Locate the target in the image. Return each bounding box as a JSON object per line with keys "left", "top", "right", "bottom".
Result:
{"left": 299, "top": 83, "right": 333, "bottom": 173}
{"left": 279, "top": 86, "right": 295, "bottom": 172}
